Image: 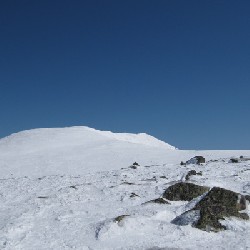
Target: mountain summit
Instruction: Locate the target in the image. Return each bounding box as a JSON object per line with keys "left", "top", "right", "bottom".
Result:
{"left": 0, "top": 126, "right": 176, "bottom": 177}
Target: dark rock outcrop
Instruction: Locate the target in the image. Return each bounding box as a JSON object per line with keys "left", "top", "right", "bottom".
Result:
{"left": 163, "top": 182, "right": 209, "bottom": 201}
{"left": 186, "top": 156, "right": 205, "bottom": 165}
{"left": 185, "top": 170, "right": 202, "bottom": 180}
{"left": 143, "top": 197, "right": 170, "bottom": 205}
{"left": 245, "top": 195, "right": 250, "bottom": 202}
{"left": 172, "top": 186, "right": 249, "bottom": 232}
{"left": 230, "top": 158, "right": 239, "bottom": 163}
{"left": 194, "top": 187, "right": 248, "bottom": 231}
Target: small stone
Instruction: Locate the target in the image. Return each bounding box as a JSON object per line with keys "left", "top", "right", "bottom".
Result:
{"left": 130, "top": 165, "right": 137, "bottom": 169}
{"left": 143, "top": 197, "right": 170, "bottom": 205}
{"left": 133, "top": 162, "right": 140, "bottom": 166}
{"left": 114, "top": 215, "right": 129, "bottom": 223}
{"left": 130, "top": 192, "right": 140, "bottom": 198}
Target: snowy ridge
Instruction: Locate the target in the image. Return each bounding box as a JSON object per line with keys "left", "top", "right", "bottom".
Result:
{"left": 0, "top": 126, "right": 176, "bottom": 152}
{"left": 0, "top": 126, "right": 176, "bottom": 178}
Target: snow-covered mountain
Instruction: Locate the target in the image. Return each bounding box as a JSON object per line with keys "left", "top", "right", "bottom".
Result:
{"left": 0, "top": 126, "right": 249, "bottom": 250}
{"left": 1, "top": 126, "right": 249, "bottom": 178}
{"left": 0, "top": 126, "right": 176, "bottom": 177}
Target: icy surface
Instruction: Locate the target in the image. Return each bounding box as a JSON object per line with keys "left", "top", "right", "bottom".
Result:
{"left": 0, "top": 126, "right": 249, "bottom": 249}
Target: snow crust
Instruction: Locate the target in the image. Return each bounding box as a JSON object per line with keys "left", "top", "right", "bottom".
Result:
{"left": 0, "top": 126, "right": 249, "bottom": 249}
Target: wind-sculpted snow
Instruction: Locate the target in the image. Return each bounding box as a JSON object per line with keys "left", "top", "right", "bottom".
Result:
{"left": 0, "top": 158, "right": 249, "bottom": 249}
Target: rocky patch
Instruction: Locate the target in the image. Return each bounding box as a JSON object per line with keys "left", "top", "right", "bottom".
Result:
{"left": 185, "top": 170, "right": 202, "bottom": 181}
{"left": 163, "top": 182, "right": 209, "bottom": 201}
{"left": 186, "top": 156, "right": 205, "bottom": 165}
{"left": 230, "top": 158, "right": 239, "bottom": 163}
{"left": 172, "top": 186, "right": 249, "bottom": 232}
{"left": 143, "top": 197, "right": 170, "bottom": 205}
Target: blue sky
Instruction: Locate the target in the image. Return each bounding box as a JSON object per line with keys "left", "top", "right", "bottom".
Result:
{"left": 0, "top": 0, "right": 249, "bottom": 149}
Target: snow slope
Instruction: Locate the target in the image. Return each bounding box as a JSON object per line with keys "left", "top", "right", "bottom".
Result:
{"left": 0, "top": 126, "right": 249, "bottom": 178}
{"left": 0, "top": 126, "right": 176, "bottom": 178}
{"left": 0, "top": 156, "right": 250, "bottom": 250}
{"left": 0, "top": 126, "right": 249, "bottom": 249}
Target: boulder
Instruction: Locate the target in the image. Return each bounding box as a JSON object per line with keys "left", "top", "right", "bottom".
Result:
{"left": 172, "top": 186, "right": 249, "bottom": 232}
{"left": 186, "top": 156, "right": 205, "bottom": 165}
{"left": 230, "top": 158, "right": 239, "bottom": 163}
{"left": 163, "top": 182, "right": 209, "bottom": 201}
{"left": 194, "top": 187, "right": 248, "bottom": 231}
{"left": 185, "top": 170, "right": 202, "bottom": 181}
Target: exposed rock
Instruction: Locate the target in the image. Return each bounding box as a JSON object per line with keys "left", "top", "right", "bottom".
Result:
{"left": 133, "top": 162, "right": 139, "bottom": 166}
{"left": 186, "top": 156, "right": 205, "bottom": 165}
{"left": 230, "top": 158, "right": 239, "bottom": 163}
{"left": 129, "top": 162, "right": 140, "bottom": 169}
{"left": 143, "top": 197, "right": 170, "bottom": 205}
{"left": 180, "top": 161, "right": 185, "bottom": 166}
{"left": 245, "top": 195, "right": 250, "bottom": 202}
{"left": 130, "top": 165, "right": 137, "bottom": 169}
{"left": 171, "top": 186, "right": 249, "bottom": 232}
{"left": 114, "top": 215, "right": 129, "bottom": 224}
{"left": 182, "top": 187, "right": 248, "bottom": 232}
{"left": 163, "top": 182, "right": 209, "bottom": 201}
{"left": 185, "top": 170, "right": 202, "bottom": 181}
{"left": 130, "top": 192, "right": 140, "bottom": 198}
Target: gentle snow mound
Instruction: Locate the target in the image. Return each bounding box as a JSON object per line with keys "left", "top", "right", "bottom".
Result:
{"left": 0, "top": 126, "right": 176, "bottom": 177}
{"left": 0, "top": 126, "right": 176, "bottom": 151}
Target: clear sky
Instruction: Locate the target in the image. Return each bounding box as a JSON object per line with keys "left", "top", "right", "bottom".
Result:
{"left": 0, "top": 0, "right": 249, "bottom": 149}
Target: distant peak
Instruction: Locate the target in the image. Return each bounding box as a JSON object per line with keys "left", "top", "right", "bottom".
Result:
{"left": 0, "top": 126, "right": 176, "bottom": 150}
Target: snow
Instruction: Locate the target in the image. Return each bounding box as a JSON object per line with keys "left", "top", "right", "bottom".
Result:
{"left": 0, "top": 126, "right": 176, "bottom": 178}
{"left": 0, "top": 126, "right": 249, "bottom": 249}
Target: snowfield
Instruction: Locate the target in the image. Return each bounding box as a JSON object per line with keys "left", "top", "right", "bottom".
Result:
{"left": 0, "top": 126, "right": 249, "bottom": 249}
